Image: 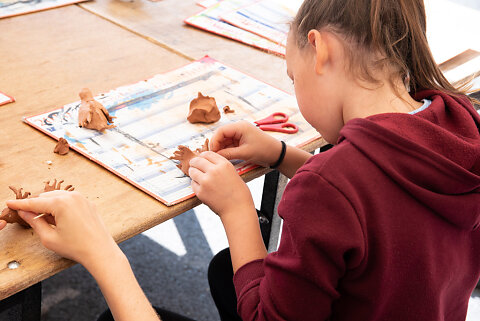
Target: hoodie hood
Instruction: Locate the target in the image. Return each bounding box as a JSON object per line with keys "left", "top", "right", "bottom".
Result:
{"left": 338, "top": 90, "right": 480, "bottom": 230}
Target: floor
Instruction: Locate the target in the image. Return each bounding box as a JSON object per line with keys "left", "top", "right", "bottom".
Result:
{"left": 2, "top": 0, "right": 480, "bottom": 320}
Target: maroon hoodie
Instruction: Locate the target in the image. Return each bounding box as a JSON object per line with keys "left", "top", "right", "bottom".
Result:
{"left": 233, "top": 90, "right": 480, "bottom": 321}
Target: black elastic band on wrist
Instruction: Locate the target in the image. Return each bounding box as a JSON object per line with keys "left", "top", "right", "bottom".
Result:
{"left": 270, "top": 141, "right": 286, "bottom": 169}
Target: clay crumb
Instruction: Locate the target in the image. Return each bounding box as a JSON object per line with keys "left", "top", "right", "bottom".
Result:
{"left": 223, "top": 106, "right": 235, "bottom": 114}
{"left": 170, "top": 139, "right": 209, "bottom": 176}
{"left": 78, "top": 88, "right": 116, "bottom": 132}
{"left": 54, "top": 137, "right": 70, "bottom": 155}
{"left": 187, "top": 92, "right": 221, "bottom": 124}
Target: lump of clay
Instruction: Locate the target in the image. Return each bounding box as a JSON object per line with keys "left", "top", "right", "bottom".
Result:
{"left": 170, "top": 139, "right": 209, "bottom": 176}
{"left": 78, "top": 88, "right": 116, "bottom": 132}
{"left": 223, "top": 106, "right": 235, "bottom": 114}
{"left": 0, "top": 179, "right": 75, "bottom": 228}
{"left": 187, "top": 93, "right": 221, "bottom": 124}
{"left": 54, "top": 137, "right": 70, "bottom": 155}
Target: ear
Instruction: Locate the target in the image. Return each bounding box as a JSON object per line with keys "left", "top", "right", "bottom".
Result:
{"left": 307, "top": 30, "right": 328, "bottom": 75}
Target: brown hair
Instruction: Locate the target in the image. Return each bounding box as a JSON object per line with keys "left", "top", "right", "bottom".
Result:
{"left": 292, "top": 0, "right": 475, "bottom": 102}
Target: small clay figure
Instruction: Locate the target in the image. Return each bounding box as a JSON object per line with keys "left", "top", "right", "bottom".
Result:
{"left": 0, "top": 187, "right": 31, "bottom": 227}
{"left": 78, "top": 88, "right": 116, "bottom": 132}
{"left": 43, "top": 179, "right": 74, "bottom": 192}
{"left": 54, "top": 137, "right": 70, "bottom": 155}
{"left": 187, "top": 92, "right": 221, "bottom": 124}
{"left": 0, "top": 180, "right": 75, "bottom": 228}
{"left": 223, "top": 106, "right": 235, "bottom": 114}
{"left": 171, "top": 139, "right": 210, "bottom": 176}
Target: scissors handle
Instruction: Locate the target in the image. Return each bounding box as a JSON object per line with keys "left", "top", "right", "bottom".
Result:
{"left": 254, "top": 112, "right": 289, "bottom": 126}
{"left": 258, "top": 122, "right": 299, "bottom": 134}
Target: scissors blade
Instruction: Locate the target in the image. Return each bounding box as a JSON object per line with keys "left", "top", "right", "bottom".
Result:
{"left": 254, "top": 112, "right": 289, "bottom": 126}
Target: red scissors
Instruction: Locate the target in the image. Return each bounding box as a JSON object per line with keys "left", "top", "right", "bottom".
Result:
{"left": 254, "top": 112, "right": 299, "bottom": 134}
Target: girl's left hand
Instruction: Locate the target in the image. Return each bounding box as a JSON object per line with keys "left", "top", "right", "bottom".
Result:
{"left": 189, "top": 151, "right": 255, "bottom": 218}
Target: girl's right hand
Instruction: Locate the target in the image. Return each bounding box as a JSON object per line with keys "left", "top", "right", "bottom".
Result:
{"left": 210, "top": 121, "right": 282, "bottom": 167}
{"left": 6, "top": 191, "right": 121, "bottom": 272}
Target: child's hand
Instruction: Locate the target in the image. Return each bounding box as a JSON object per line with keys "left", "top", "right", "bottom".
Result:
{"left": 0, "top": 220, "right": 6, "bottom": 230}
{"left": 210, "top": 121, "right": 282, "bottom": 168}
{"left": 6, "top": 191, "right": 120, "bottom": 271}
{"left": 189, "top": 151, "right": 255, "bottom": 218}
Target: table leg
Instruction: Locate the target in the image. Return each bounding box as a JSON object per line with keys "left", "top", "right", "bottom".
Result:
{"left": 258, "top": 170, "right": 288, "bottom": 250}
{"left": 0, "top": 282, "right": 42, "bottom": 321}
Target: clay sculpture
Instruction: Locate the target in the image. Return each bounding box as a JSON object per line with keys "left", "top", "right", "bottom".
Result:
{"left": 187, "top": 93, "right": 221, "bottom": 124}
{"left": 78, "top": 88, "right": 116, "bottom": 131}
{"left": 223, "top": 106, "right": 235, "bottom": 114}
{"left": 0, "top": 179, "right": 75, "bottom": 227}
{"left": 170, "top": 139, "right": 209, "bottom": 176}
{"left": 54, "top": 137, "right": 70, "bottom": 155}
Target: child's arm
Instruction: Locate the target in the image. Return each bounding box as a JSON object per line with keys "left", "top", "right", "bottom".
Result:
{"left": 7, "top": 192, "right": 160, "bottom": 321}
{"left": 210, "top": 121, "right": 312, "bottom": 179}
{"left": 189, "top": 152, "right": 267, "bottom": 272}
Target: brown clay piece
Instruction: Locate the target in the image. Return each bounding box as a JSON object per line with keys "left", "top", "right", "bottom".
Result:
{"left": 78, "top": 88, "right": 116, "bottom": 132}
{"left": 0, "top": 179, "right": 75, "bottom": 228}
{"left": 54, "top": 137, "right": 70, "bottom": 155}
{"left": 0, "top": 186, "right": 31, "bottom": 227}
{"left": 187, "top": 92, "right": 221, "bottom": 124}
{"left": 223, "top": 106, "right": 235, "bottom": 114}
{"left": 170, "top": 139, "right": 209, "bottom": 176}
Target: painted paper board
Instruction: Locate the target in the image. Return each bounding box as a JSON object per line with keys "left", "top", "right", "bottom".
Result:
{"left": 24, "top": 57, "right": 320, "bottom": 206}
{"left": 0, "top": 0, "right": 89, "bottom": 19}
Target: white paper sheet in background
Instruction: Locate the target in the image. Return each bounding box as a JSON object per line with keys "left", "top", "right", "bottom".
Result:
{"left": 24, "top": 56, "right": 320, "bottom": 206}
{"left": 221, "top": 0, "right": 302, "bottom": 46}
{"left": 185, "top": 0, "right": 286, "bottom": 56}
{"left": 0, "top": 0, "right": 88, "bottom": 19}
{"left": 0, "top": 91, "right": 14, "bottom": 106}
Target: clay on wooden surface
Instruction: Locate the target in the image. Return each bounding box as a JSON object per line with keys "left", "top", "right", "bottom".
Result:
{"left": 54, "top": 137, "right": 70, "bottom": 155}
{"left": 187, "top": 93, "right": 221, "bottom": 124}
{"left": 223, "top": 106, "right": 235, "bottom": 114}
{"left": 0, "top": 187, "right": 31, "bottom": 227}
{"left": 0, "top": 179, "right": 75, "bottom": 228}
{"left": 78, "top": 88, "right": 116, "bottom": 131}
{"left": 170, "top": 139, "right": 209, "bottom": 176}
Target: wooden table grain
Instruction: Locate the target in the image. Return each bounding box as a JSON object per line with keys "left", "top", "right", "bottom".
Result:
{"left": 79, "top": 0, "right": 295, "bottom": 93}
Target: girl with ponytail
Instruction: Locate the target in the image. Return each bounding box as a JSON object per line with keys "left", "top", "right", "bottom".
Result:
{"left": 199, "top": 0, "right": 480, "bottom": 320}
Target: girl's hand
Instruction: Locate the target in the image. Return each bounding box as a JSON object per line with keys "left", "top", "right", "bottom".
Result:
{"left": 0, "top": 220, "right": 6, "bottom": 230}
{"left": 210, "top": 121, "right": 282, "bottom": 168}
{"left": 6, "top": 191, "right": 120, "bottom": 272}
{"left": 189, "top": 151, "right": 255, "bottom": 218}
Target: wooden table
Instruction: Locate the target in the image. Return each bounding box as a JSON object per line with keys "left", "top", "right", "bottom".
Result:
{"left": 79, "top": 0, "right": 294, "bottom": 93}
{"left": 0, "top": 2, "right": 324, "bottom": 319}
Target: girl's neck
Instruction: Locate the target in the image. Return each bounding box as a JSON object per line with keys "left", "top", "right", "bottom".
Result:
{"left": 342, "top": 77, "right": 423, "bottom": 124}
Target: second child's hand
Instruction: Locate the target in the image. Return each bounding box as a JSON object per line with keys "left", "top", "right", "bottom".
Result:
{"left": 189, "top": 152, "right": 267, "bottom": 272}
{"left": 6, "top": 191, "right": 160, "bottom": 321}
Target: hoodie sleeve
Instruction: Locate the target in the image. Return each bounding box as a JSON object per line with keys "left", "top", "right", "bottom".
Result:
{"left": 233, "top": 170, "right": 366, "bottom": 321}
